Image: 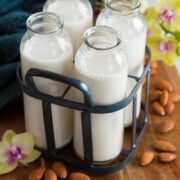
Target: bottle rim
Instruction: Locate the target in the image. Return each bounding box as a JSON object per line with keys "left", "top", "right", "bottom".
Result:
{"left": 83, "top": 26, "right": 121, "bottom": 51}
{"left": 105, "top": 0, "right": 141, "bottom": 14}
{"left": 26, "top": 12, "right": 64, "bottom": 35}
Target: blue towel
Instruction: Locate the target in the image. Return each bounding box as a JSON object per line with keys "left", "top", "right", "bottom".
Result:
{"left": 0, "top": 0, "right": 96, "bottom": 110}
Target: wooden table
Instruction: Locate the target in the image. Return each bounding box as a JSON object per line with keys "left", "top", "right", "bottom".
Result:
{"left": 0, "top": 62, "right": 180, "bottom": 180}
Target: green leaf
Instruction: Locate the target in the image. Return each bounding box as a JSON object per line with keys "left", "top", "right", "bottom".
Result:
{"left": 174, "top": 31, "right": 180, "bottom": 42}
{"left": 2, "top": 130, "right": 16, "bottom": 145}
{"left": 21, "top": 163, "right": 29, "bottom": 167}
{"left": 176, "top": 46, "right": 180, "bottom": 56}
{"left": 19, "top": 150, "right": 41, "bottom": 164}
{"left": 0, "top": 161, "right": 18, "bottom": 175}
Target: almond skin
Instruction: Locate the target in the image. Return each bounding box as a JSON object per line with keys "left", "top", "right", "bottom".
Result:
{"left": 169, "top": 92, "right": 180, "bottom": 103}
{"left": 160, "top": 90, "right": 169, "bottom": 106}
{"left": 28, "top": 166, "right": 46, "bottom": 180}
{"left": 158, "top": 120, "right": 174, "bottom": 133}
{"left": 158, "top": 153, "right": 176, "bottom": 162}
{"left": 156, "top": 80, "right": 173, "bottom": 92}
{"left": 152, "top": 101, "right": 165, "bottom": 116}
{"left": 144, "top": 54, "right": 149, "bottom": 66}
{"left": 52, "top": 162, "right": 67, "bottom": 179}
{"left": 154, "top": 140, "right": 176, "bottom": 152}
{"left": 69, "top": 172, "right": 91, "bottom": 180}
{"left": 149, "top": 90, "right": 162, "bottom": 102}
{"left": 142, "top": 77, "right": 147, "bottom": 86}
{"left": 165, "top": 101, "right": 174, "bottom": 115}
{"left": 45, "top": 169, "right": 57, "bottom": 180}
{"left": 140, "top": 152, "right": 154, "bottom": 166}
{"left": 150, "top": 68, "right": 157, "bottom": 76}
{"left": 151, "top": 61, "right": 158, "bottom": 69}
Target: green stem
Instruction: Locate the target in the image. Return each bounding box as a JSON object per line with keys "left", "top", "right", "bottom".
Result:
{"left": 159, "top": 22, "right": 174, "bottom": 35}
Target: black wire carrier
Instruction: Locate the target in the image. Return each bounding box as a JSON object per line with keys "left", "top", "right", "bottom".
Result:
{"left": 17, "top": 46, "right": 151, "bottom": 175}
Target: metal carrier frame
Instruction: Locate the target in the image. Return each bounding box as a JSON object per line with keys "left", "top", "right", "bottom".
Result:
{"left": 17, "top": 46, "right": 151, "bottom": 175}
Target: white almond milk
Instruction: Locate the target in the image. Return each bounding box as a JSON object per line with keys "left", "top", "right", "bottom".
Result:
{"left": 21, "top": 31, "right": 73, "bottom": 149}
{"left": 74, "top": 42, "right": 128, "bottom": 163}
{"left": 44, "top": 0, "right": 93, "bottom": 54}
{"left": 96, "top": 7, "right": 147, "bottom": 127}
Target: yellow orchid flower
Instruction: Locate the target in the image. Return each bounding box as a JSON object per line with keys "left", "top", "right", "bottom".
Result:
{"left": 145, "top": 7, "right": 162, "bottom": 38}
{"left": 0, "top": 130, "right": 41, "bottom": 174}
{"left": 147, "top": 35, "right": 178, "bottom": 66}
{"left": 155, "top": 0, "right": 180, "bottom": 32}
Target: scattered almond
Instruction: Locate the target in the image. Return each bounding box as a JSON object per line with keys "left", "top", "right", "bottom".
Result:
{"left": 142, "top": 77, "right": 147, "bottom": 86}
{"left": 169, "top": 92, "right": 180, "bottom": 103}
{"left": 160, "top": 90, "right": 169, "bottom": 106}
{"left": 45, "top": 169, "right": 57, "bottom": 180}
{"left": 158, "top": 120, "right": 174, "bottom": 133}
{"left": 152, "top": 101, "right": 165, "bottom": 116}
{"left": 150, "top": 61, "right": 158, "bottom": 69}
{"left": 149, "top": 90, "right": 162, "bottom": 102}
{"left": 158, "top": 153, "right": 176, "bottom": 163}
{"left": 165, "top": 101, "right": 174, "bottom": 115}
{"left": 139, "top": 152, "right": 154, "bottom": 166}
{"left": 69, "top": 172, "right": 91, "bottom": 180}
{"left": 28, "top": 166, "right": 46, "bottom": 180}
{"left": 150, "top": 68, "right": 157, "bottom": 76}
{"left": 154, "top": 140, "right": 176, "bottom": 152}
{"left": 156, "top": 80, "right": 173, "bottom": 92}
{"left": 52, "top": 162, "right": 67, "bottom": 179}
{"left": 144, "top": 54, "right": 149, "bottom": 66}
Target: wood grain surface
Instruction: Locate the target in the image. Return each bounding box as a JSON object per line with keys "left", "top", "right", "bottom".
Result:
{"left": 0, "top": 61, "right": 180, "bottom": 180}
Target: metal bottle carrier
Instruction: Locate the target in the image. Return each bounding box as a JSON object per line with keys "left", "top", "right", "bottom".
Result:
{"left": 17, "top": 46, "right": 151, "bottom": 174}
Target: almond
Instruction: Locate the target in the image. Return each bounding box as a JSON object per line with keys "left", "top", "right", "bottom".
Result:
{"left": 28, "top": 166, "right": 46, "bottom": 180}
{"left": 154, "top": 140, "right": 176, "bottom": 152}
{"left": 158, "top": 120, "right": 174, "bottom": 133}
{"left": 169, "top": 92, "right": 180, "bottom": 103}
{"left": 144, "top": 54, "right": 149, "bottom": 66}
{"left": 45, "top": 169, "right": 57, "bottom": 180}
{"left": 52, "top": 162, "right": 67, "bottom": 179}
{"left": 150, "top": 68, "right": 157, "bottom": 76}
{"left": 165, "top": 101, "right": 174, "bottom": 115}
{"left": 149, "top": 90, "right": 162, "bottom": 102}
{"left": 160, "top": 90, "right": 169, "bottom": 106}
{"left": 151, "top": 61, "right": 158, "bottom": 69}
{"left": 156, "top": 80, "right": 173, "bottom": 92}
{"left": 152, "top": 101, "right": 165, "bottom": 116}
{"left": 139, "top": 152, "right": 154, "bottom": 166}
{"left": 69, "top": 172, "right": 91, "bottom": 180}
{"left": 142, "top": 77, "right": 147, "bottom": 86}
{"left": 158, "top": 153, "right": 176, "bottom": 162}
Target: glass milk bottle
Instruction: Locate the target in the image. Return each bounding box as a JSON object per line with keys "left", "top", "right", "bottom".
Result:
{"left": 43, "top": 0, "right": 93, "bottom": 55}
{"left": 74, "top": 26, "right": 128, "bottom": 164}
{"left": 20, "top": 12, "right": 73, "bottom": 149}
{"left": 96, "top": 0, "right": 146, "bottom": 127}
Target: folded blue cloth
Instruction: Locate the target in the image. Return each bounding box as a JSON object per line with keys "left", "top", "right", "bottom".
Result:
{"left": 0, "top": 0, "right": 95, "bottom": 110}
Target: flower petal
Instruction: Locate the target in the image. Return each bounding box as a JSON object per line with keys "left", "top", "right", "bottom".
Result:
{"left": 20, "top": 149, "right": 41, "bottom": 164}
{"left": 145, "top": 7, "right": 159, "bottom": 21}
{"left": 0, "top": 161, "right": 18, "bottom": 175}
{"left": 155, "top": 0, "right": 174, "bottom": 12}
{"left": 12, "top": 133, "right": 35, "bottom": 155}
{"left": 0, "top": 142, "right": 9, "bottom": 163}
{"left": 2, "top": 130, "right": 16, "bottom": 145}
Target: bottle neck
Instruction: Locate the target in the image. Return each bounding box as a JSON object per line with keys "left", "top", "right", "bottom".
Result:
{"left": 26, "top": 12, "right": 64, "bottom": 36}
{"left": 83, "top": 26, "right": 121, "bottom": 51}
{"left": 105, "top": 0, "right": 141, "bottom": 16}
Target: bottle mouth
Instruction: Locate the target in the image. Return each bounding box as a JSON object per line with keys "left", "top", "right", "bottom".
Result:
{"left": 26, "top": 12, "right": 64, "bottom": 34}
{"left": 83, "top": 26, "right": 121, "bottom": 50}
{"left": 105, "top": 0, "right": 141, "bottom": 14}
